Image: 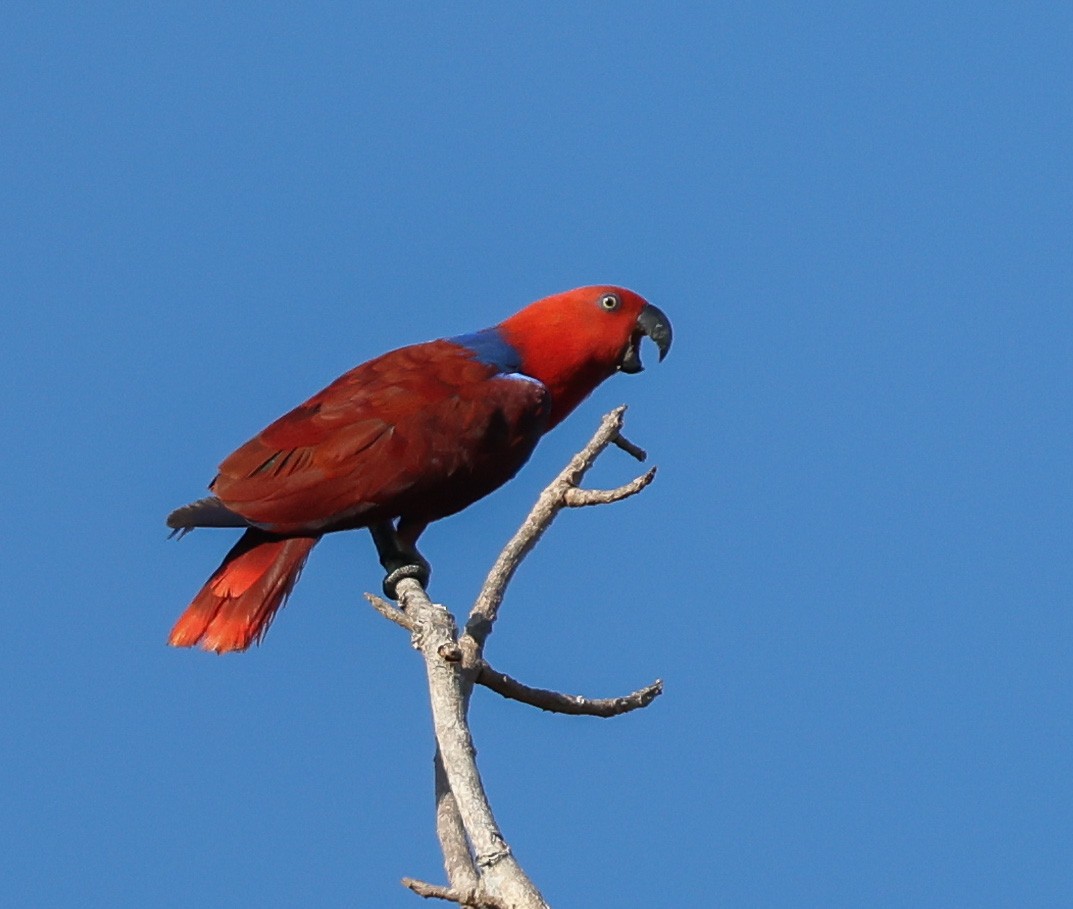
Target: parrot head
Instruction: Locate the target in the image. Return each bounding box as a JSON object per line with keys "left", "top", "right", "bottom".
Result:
{"left": 498, "top": 285, "right": 672, "bottom": 428}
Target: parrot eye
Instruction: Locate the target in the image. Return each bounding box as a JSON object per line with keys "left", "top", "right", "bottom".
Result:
{"left": 599, "top": 292, "right": 621, "bottom": 312}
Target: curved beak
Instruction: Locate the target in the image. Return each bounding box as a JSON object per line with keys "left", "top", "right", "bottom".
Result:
{"left": 619, "top": 303, "right": 673, "bottom": 374}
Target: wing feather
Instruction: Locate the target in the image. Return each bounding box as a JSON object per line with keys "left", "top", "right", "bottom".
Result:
{"left": 210, "top": 340, "right": 549, "bottom": 532}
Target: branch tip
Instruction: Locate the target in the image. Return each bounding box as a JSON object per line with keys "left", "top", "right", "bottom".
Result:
{"left": 365, "top": 592, "right": 416, "bottom": 630}
{"left": 562, "top": 466, "right": 657, "bottom": 507}
{"left": 612, "top": 431, "right": 648, "bottom": 461}
{"left": 402, "top": 877, "right": 511, "bottom": 908}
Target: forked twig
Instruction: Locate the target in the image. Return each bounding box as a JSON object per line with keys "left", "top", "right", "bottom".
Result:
{"left": 466, "top": 406, "right": 651, "bottom": 646}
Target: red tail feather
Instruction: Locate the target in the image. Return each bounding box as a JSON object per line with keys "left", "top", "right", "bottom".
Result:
{"left": 169, "top": 530, "right": 319, "bottom": 653}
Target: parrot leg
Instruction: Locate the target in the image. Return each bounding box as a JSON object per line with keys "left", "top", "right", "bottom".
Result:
{"left": 369, "top": 520, "right": 431, "bottom": 599}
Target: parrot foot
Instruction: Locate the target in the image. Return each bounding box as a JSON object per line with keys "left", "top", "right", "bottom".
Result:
{"left": 382, "top": 560, "right": 431, "bottom": 599}
{"left": 370, "top": 521, "right": 431, "bottom": 599}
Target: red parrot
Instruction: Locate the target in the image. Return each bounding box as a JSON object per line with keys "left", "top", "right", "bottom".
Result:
{"left": 167, "top": 285, "right": 672, "bottom": 652}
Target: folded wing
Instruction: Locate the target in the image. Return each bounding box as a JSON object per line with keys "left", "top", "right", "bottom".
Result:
{"left": 207, "top": 340, "right": 550, "bottom": 534}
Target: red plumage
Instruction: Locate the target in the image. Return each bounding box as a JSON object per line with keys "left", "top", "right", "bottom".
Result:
{"left": 168, "top": 285, "right": 671, "bottom": 652}
{"left": 169, "top": 533, "right": 316, "bottom": 652}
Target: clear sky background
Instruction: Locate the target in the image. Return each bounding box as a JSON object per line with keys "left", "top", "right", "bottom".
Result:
{"left": 3, "top": 4, "right": 1071, "bottom": 907}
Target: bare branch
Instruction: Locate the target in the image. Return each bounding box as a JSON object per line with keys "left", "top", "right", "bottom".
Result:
{"left": 397, "top": 577, "right": 550, "bottom": 908}
{"left": 477, "top": 662, "right": 664, "bottom": 717}
{"left": 365, "top": 592, "right": 416, "bottom": 630}
{"left": 401, "top": 878, "right": 460, "bottom": 901}
{"left": 467, "top": 406, "right": 653, "bottom": 646}
{"left": 392, "top": 409, "right": 662, "bottom": 908}
{"left": 611, "top": 431, "right": 647, "bottom": 461}
{"left": 402, "top": 877, "right": 511, "bottom": 909}
{"left": 562, "top": 466, "right": 656, "bottom": 507}
{"left": 435, "top": 750, "right": 479, "bottom": 894}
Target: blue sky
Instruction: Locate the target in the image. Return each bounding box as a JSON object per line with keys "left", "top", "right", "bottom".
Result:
{"left": 3, "top": 4, "right": 1071, "bottom": 906}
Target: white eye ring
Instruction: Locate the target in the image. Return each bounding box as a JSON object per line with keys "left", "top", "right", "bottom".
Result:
{"left": 600, "top": 293, "right": 621, "bottom": 311}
